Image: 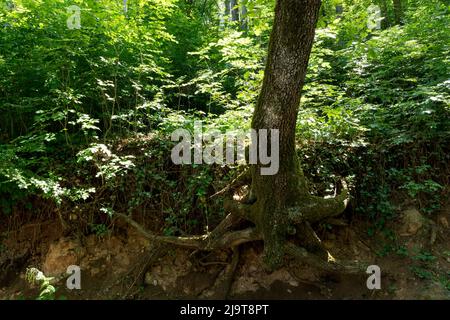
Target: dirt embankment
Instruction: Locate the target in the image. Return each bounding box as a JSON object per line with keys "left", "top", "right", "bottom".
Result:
{"left": 0, "top": 207, "right": 449, "bottom": 300}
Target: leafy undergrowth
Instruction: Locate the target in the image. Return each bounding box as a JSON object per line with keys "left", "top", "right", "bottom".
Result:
{"left": 0, "top": 0, "right": 449, "bottom": 300}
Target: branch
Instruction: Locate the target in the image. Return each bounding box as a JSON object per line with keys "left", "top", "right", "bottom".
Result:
{"left": 221, "top": 246, "right": 240, "bottom": 299}
{"left": 210, "top": 169, "right": 251, "bottom": 199}
{"left": 224, "top": 199, "right": 254, "bottom": 222}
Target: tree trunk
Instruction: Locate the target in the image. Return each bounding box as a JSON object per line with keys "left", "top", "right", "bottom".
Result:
{"left": 250, "top": 0, "right": 316, "bottom": 269}
{"left": 240, "top": 0, "right": 248, "bottom": 30}
{"left": 378, "top": 0, "right": 390, "bottom": 29}
{"left": 230, "top": 0, "right": 239, "bottom": 22}
{"left": 251, "top": 0, "right": 320, "bottom": 209}
{"left": 393, "top": 0, "right": 403, "bottom": 25}
{"left": 119, "top": 0, "right": 352, "bottom": 274}
{"left": 248, "top": 0, "right": 349, "bottom": 270}
{"left": 224, "top": 0, "right": 230, "bottom": 17}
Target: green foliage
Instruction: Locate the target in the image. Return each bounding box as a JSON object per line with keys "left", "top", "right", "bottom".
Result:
{"left": 90, "top": 223, "right": 110, "bottom": 237}
{"left": 77, "top": 143, "right": 135, "bottom": 184}
{"left": 0, "top": 0, "right": 448, "bottom": 242}
{"left": 182, "top": 29, "right": 266, "bottom": 112}
{"left": 296, "top": 0, "right": 450, "bottom": 231}
{"left": 0, "top": 0, "right": 176, "bottom": 208}
{"left": 410, "top": 266, "right": 433, "bottom": 280}
{"left": 25, "top": 267, "right": 56, "bottom": 300}
{"left": 412, "top": 250, "right": 437, "bottom": 263}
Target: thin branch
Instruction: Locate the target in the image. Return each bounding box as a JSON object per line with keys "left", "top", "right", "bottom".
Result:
{"left": 210, "top": 169, "right": 251, "bottom": 199}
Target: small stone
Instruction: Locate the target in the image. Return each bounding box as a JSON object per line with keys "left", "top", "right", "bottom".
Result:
{"left": 288, "top": 280, "right": 299, "bottom": 287}
{"left": 400, "top": 208, "right": 424, "bottom": 236}
{"left": 438, "top": 216, "right": 448, "bottom": 228}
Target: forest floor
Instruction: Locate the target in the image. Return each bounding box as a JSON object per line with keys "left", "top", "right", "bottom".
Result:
{"left": 0, "top": 202, "right": 449, "bottom": 300}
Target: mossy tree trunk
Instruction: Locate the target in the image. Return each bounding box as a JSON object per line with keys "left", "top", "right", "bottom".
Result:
{"left": 247, "top": 0, "right": 349, "bottom": 270}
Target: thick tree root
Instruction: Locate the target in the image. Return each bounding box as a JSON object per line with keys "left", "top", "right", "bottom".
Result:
{"left": 288, "top": 180, "right": 350, "bottom": 224}
{"left": 284, "top": 243, "right": 366, "bottom": 274}
{"left": 295, "top": 221, "right": 329, "bottom": 260}
{"left": 115, "top": 212, "right": 261, "bottom": 250}
{"left": 116, "top": 174, "right": 369, "bottom": 293}
{"left": 221, "top": 247, "right": 240, "bottom": 299}
{"left": 117, "top": 179, "right": 351, "bottom": 261}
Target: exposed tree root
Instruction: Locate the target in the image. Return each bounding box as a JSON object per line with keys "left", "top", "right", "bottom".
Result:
{"left": 221, "top": 247, "right": 240, "bottom": 299}
{"left": 114, "top": 212, "right": 261, "bottom": 250}
{"left": 295, "top": 221, "right": 329, "bottom": 260}
{"left": 115, "top": 174, "right": 369, "bottom": 296}
{"left": 284, "top": 243, "right": 366, "bottom": 274}
{"left": 116, "top": 179, "right": 353, "bottom": 261}
{"left": 288, "top": 180, "right": 349, "bottom": 224}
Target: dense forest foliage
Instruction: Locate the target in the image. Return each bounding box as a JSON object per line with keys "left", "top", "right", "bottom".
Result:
{"left": 0, "top": 0, "right": 449, "bottom": 250}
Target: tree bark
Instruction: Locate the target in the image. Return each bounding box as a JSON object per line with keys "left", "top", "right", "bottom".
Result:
{"left": 240, "top": 0, "right": 248, "bottom": 30}
{"left": 393, "top": 0, "right": 403, "bottom": 25}
{"left": 248, "top": 0, "right": 350, "bottom": 270}
{"left": 224, "top": 0, "right": 230, "bottom": 17}
{"left": 230, "top": 0, "right": 240, "bottom": 22}
{"left": 378, "top": 0, "right": 390, "bottom": 29}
